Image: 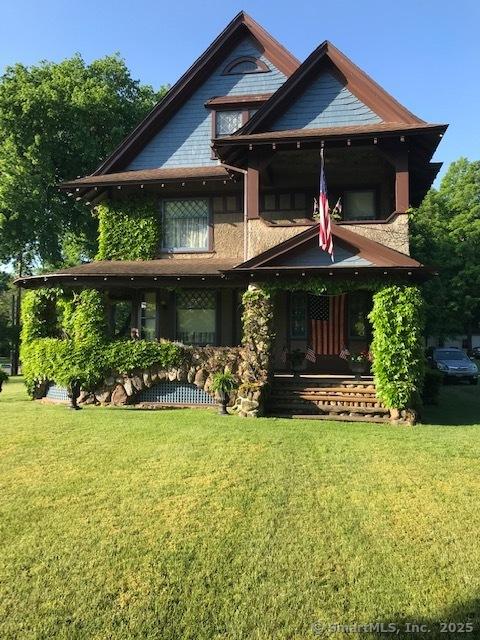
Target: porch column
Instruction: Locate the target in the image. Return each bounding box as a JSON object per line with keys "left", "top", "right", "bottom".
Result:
{"left": 393, "top": 149, "right": 409, "bottom": 213}
{"left": 246, "top": 160, "right": 260, "bottom": 219}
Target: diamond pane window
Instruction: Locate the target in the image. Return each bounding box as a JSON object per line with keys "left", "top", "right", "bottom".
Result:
{"left": 162, "top": 199, "right": 209, "bottom": 251}
{"left": 176, "top": 289, "right": 216, "bottom": 346}
{"left": 216, "top": 110, "right": 243, "bottom": 136}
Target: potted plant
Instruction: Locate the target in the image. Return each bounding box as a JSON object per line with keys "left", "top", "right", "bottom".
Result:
{"left": 0, "top": 369, "right": 9, "bottom": 394}
{"left": 347, "top": 351, "right": 371, "bottom": 379}
{"left": 210, "top": 371, "right": 238, "bottom": 415}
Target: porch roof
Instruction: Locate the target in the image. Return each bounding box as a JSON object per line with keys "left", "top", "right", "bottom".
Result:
{"left": 15, "top": 258, "right": 238, "bottom": 289}
{"left": 59, "top": 165, "right": 231, "bottom": 190}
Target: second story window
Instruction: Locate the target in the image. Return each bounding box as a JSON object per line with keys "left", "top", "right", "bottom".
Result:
{"left": 343, "top": 189, "right": 376, "bottom": 220}
{"left": 162, "top": 199, "right": 209, "bottom": 252}
{"left": 215, "top": 110, "right": 243, "bottom": 136}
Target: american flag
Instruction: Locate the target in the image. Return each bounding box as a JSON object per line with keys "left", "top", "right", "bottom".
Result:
{"left": 309, "top": 294, "right": 346, "bottom": 356}
{"left": 306, "top": 344, "right": 316, "bottom": 363}
{"left": 316, "top": 149, "right": 334, "bottom": 261}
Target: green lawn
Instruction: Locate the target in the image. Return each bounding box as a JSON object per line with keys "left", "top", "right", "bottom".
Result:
{"left": 1, "top": 378, "right": 480, "bottom": 639}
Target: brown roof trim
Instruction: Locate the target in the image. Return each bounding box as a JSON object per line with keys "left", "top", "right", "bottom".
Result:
{"left": 230, "top": 223, "right": 423, "bottom": 270}
{"left": 238, "top": 40, "right": 427, "bottom": 136}
{"left": 215, "top": 122, "right": 447, "bottom": 146}
{"left": 59, "top": 165, "right": 230, "bottom": 189}
{"left": 89, "top": 12, "right": 299, "bottom": 177}
{"left": 205, "top": 93, "right": 273, "bottom": 107}
{"left": 15, "top": 258, "right": 239, "bottom": 289}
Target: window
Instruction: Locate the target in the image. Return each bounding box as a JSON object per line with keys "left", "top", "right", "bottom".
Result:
{"left": 212, "top": 195, "right": 242, "bottom": 214}
{"left": 290, "top": 292, "right": 307, "bottom": 339}
{"left": 222, "top": 56, "right": 269, "bottom": 75}
{"left": 176, "top": 290, "right": 216, "bottom": 346}
{"left": 215, "top": 110, "right": 243, "bottom": 136}
{"left": 262, "top": 192, "right": 309, "bottom": 213}
{"left": 343, "top": 190, "right": 376, "bottom": 220}
{"left": 162, "top": 199, "right": 209, "bottom": 251}
{"left": 140, "top": 292, "right": 157, "bottom": 340}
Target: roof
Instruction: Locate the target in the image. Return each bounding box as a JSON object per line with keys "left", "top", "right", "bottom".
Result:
{"left": 237, "top": 40, "right": 425, "bottom": 137}
{"left": 205, "top": 93, "right": 272, "bottom": 107}
{"left": 215, "top": 122, "right": 447, "bottom": 146}
{"left": 60, "top": 166, "right": 231, "bottom": 189}
{"left": 227, "top": 222, "right": 425, "bottom": 273}
{"left": 89, "top": 12, "right": 299, "bottom": 177}
{"left": 16, "top": 258, "right": 238, "bottom": 289}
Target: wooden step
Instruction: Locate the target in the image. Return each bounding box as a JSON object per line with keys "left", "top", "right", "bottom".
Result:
{"left": 272, "top": 385, "right": 376, "bottom": 393}
{"left": 269, "top": 393, "right": 381, "bottom": 404}
{"left": 271, "top": 413, "right": 388, "bottom": 423}
{"left": 266, "top": 402, "right": 389, "bottom": 415}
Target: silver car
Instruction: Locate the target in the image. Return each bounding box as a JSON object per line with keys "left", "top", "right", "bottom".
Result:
{"left": 432, "top": 348, "right": 478, "bottom": 385}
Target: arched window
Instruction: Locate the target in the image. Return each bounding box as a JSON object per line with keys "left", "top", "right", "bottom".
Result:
{"left": 222, "top": 56, "right": 269, "bottom": 75}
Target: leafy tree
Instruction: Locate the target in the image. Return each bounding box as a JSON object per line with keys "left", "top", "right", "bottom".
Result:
{"left": 410, "top": 158, "right": 480, "bottom": 349}
{"left": 0, "top": 272, "right": 13, "bottom": 356}
{"left": 0, "top": 54, "right": 167, "bottom": 271}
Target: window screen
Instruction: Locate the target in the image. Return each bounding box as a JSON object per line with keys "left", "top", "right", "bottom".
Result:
{"left": 343, "top": 190, "right": 376, "bottom": 220}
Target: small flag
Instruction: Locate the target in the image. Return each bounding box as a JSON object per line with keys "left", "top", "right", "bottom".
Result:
{"left": 339, "top": 345, "right": 350, "bottom": 360}
{"left": 317, "top": 149, "right": 334, "bottom": 261}
{"left": 306, "top": 345, "right": 316, "bottom": 363}
{"left": 331, "top": 197, "right": 342, "bottom": 220}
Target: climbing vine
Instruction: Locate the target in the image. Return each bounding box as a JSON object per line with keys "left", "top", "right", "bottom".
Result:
{"left": 96, "top": 195, "right": 160, "bottom": 260}
{"left": 369, "top": 285, "right": 425, "bottom": 409}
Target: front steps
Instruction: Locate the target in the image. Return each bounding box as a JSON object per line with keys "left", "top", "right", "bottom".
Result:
{"left": 267, "top": 376, "right": 389, "bottom": 423}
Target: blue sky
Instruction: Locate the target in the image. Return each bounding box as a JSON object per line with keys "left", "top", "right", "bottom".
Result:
{"left": 1, "top": 0, "right": 479, "bottom": 182}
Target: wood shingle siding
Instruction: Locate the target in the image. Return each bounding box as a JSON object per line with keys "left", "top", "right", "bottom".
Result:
{"left": 127, "top": 37, "right": 287, "bottom": 170}
{"left": 270, "top": 72, "right": 381, "bottom": 131}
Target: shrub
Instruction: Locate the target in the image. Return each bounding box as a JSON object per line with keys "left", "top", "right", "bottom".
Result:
{"left": 369, "top": 285, "right": 425, "bottom": 409}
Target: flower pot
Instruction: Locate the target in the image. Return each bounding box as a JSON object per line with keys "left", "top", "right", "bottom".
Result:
{"left": 217, "top": 391, "right": 230, "bottom": 415}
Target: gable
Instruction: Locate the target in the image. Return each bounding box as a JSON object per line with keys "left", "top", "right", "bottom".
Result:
{"left": 128, "top": 36, "right": 287, "bottom": 170}
{"left": 269, "top": 239, "right": 373, "bottom": 267}
{"left": 270, "top": 71, "right": 382, "bottom": 131}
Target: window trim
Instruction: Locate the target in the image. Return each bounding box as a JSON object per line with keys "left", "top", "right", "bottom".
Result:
{"left": 222, "top": 56, "right": 270, "bottom": 75}
{"left": 160, "top": 197, "right": 213, "bottom": 254}
{"left": 261, "top": 191, "right": 311, "bottom": 213}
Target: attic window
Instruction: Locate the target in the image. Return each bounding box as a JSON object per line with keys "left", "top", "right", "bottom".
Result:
{"left": 222, "top": 56, "right": 269, "bottom": 75}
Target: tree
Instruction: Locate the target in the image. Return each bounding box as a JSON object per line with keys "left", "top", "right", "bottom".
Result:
{"left": 0, "top": 272, "right": 13, "bottom": 357}
{"left": 410, "top": 158, "right": 480, "bottom": 349}
{"left": 0, "top": 54, "right": 167, "bottom": 270}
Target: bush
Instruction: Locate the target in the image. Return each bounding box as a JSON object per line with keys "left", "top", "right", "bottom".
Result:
{"left": 369, "top": 285, "right": 425, "bottom": 409}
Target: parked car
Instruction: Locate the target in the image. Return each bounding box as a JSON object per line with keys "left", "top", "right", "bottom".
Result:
{"left": 472, "top": 346, "right": 480, "bottom": 359}
{"left": 430, "top": 348, "right": 478, "bottom": 385}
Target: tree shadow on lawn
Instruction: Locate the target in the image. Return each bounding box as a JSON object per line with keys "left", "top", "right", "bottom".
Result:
{"left": 363, "top": 597, "right": 480, "bottom": 639}
{"left": 420, "top": 381, "right": 480, "bottom": 426}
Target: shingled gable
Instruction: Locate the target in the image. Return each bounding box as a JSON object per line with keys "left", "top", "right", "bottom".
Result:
{"left": 227, "top": 223, "right": 425, "bottom": 272}
{"left": 236, "top": 40, "right": 424, "bottom": 137}
{"left": 90, "top": 12, "right": 299, "bottom": 177}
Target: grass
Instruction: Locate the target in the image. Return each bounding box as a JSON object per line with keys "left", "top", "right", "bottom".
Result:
{"left": 1, "top": 378, "right": 480, "bottom": 639}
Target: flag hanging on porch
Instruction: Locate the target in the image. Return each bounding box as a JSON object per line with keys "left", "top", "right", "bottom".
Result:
{"left": 308, "top": 294, "right": 346, "bottom": 356}
{"left": 314, "top": 149, "right": 334, "bottom": 261}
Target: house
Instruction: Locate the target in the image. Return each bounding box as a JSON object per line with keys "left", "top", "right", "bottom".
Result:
{"left": 17, "top": 12, "right": 446, "bottom": 421}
